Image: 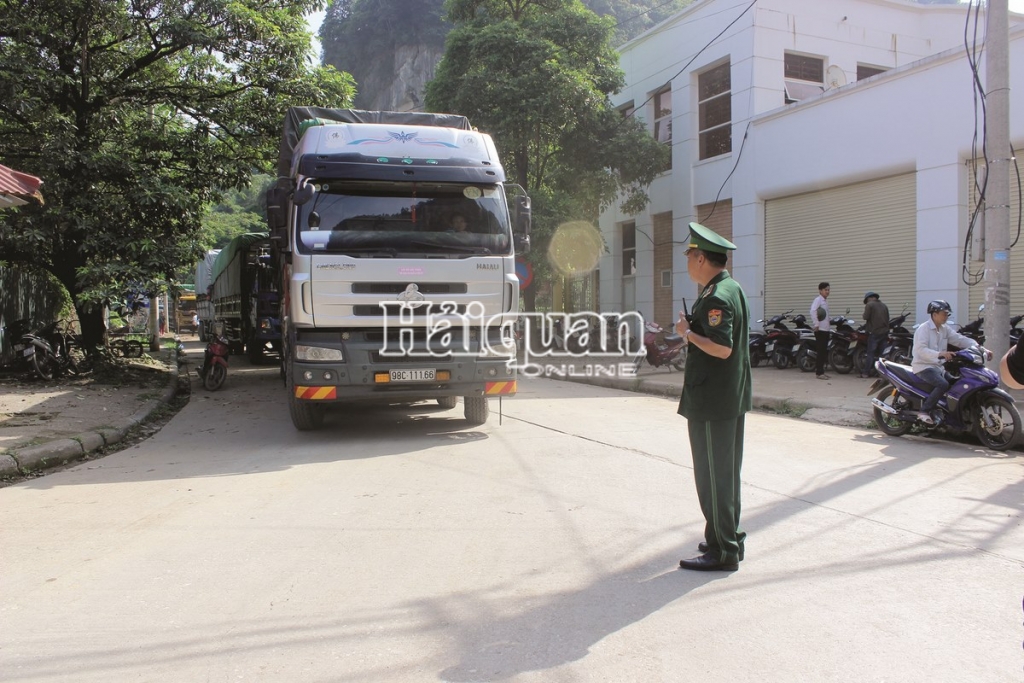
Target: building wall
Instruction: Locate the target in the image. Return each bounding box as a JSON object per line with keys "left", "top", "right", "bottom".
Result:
{"left": 742, "top": 26, "right": 1024, "bottom": 323}
{"left": 599, "top": 0, "right": 1020, "bottom": 327}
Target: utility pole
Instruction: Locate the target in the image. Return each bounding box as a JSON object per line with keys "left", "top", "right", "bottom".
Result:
{"left": 149, "top": 295, "right": 160, "bottom": 352}
{"left": 982, "top": 0, "right": 1011, "bottom": 371}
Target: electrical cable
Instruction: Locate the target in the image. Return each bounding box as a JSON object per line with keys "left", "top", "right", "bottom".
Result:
{"left": 962, "top": 0, "right": 987, "bottom": 286}
{"left": 621, "top": 0, "right": 757, "bottom": 127}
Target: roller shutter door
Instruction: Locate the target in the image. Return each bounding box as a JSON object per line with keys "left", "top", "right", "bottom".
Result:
{"left": 765, "top": 173, "right": 917, "bottom": 325}
{"left": 967, "top": 162, "right": 1024, "bottom": 316}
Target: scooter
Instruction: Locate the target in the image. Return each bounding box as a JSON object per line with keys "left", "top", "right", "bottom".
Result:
{"left": 884, "top": 306, "right": 913, "bottom": 366}
{"left": 828, "top": 312, "right": 867, "bottom": 375}
{"left": 633, "top": 320, "right": 686, "bottom": 372}
{"left": 197, "top": 332, "right": 230, "bottom": 390}
{"left": 19, "top": 321, "right": 85, "bottom": 380}
{"left": 764, "top": 311, "right": 799, "bottom": 369}
{"left": 868, "top": 347, "right": 1020, "bottom": 451}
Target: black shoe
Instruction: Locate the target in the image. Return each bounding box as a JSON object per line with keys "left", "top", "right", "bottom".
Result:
{"left": 679, "top": 553, "right": 738, "bottom": 572}
{"left": 698, "top": 542, "right": 744, "bottom": 561}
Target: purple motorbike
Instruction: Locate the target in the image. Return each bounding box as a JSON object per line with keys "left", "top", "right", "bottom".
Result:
{"left": 867, "top": 347, "right": 1021, "bottom": 451}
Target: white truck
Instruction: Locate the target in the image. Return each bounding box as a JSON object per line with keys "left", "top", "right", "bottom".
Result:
{"left": 193, "top": 249, "right": 220, "bottom": 341}
{"left": 266, "top": 108, "right": 531, "bottom": 430}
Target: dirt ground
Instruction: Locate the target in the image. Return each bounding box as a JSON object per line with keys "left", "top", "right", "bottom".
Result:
{"left": 0, "top": 354, "right": 183, "bottom": 455}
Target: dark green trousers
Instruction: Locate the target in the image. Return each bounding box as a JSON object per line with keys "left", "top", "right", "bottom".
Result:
{"left": 687, "top": 414, "right": 746, "bottom": 563}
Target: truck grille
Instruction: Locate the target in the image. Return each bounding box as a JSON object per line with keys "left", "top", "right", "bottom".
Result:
{"left": 354, "top": 304, "right": 468, "bottom": 316}
{"left": 352, "top": 283, "right": 467, "bottom": 294}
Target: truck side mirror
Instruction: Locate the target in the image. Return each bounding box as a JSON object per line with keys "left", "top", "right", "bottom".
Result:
{"left": 513, "top": 195, "right": 531, "bottom": 254}
{"left": 293, "top": 181, "right": 315, "bottom": 206}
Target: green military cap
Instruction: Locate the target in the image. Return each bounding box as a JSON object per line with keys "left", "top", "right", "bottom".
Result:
{"left": 688, "top": 222, "right": 737, "bottom": 254}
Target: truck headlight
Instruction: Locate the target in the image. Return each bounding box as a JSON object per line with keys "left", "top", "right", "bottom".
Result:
{"left": 295, "top": 345, "right": 344, "bottom": 362}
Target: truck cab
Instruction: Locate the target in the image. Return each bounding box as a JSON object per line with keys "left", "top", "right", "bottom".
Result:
{"left": 268, "top": 109, "right": 531, "bottom": 430}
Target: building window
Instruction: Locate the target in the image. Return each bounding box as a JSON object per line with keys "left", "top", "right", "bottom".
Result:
{"left": 784, "top": 53, "right": 824, "bottom": 104}
{"left": 661, "top": 270, "right": 671, "bottom": 288}
{"left": 622, "top": 222, "right": 636, "bottom": 277}
{"left": 619, "top": 101, "right": 636, "bottom": 119}
{"left": 857, "top": 64, "right": 887, "bottom": 80}
{"left": 653, "top": 87, "right": 672, "bottom": 170}
{"left": 698, "top": 62, "right": 731, "bottom": 160}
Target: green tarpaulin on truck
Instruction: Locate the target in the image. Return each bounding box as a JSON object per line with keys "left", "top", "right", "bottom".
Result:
{"left": 210, "top": 233, "right": 269, "bottom": 286}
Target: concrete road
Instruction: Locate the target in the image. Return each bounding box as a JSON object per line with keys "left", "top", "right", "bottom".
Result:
{"left": 1, "top": 364, "right": 1021, "bottom": 682}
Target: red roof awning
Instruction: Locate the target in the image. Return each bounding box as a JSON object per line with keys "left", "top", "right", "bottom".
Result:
{"left": 0, "top": 163, "right": 44, "bottom": 208}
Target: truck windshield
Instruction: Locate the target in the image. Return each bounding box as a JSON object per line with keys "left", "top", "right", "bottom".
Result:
{"left": 296, "top": 180, "right": 512, "bottom": 256}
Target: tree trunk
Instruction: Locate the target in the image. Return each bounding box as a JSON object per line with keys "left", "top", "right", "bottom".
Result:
{"left": 77, "top": 305, "right": 107, "bottom": 349}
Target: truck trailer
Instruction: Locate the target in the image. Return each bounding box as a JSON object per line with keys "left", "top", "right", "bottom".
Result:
{"left": 194, "top": 249, "right": 220, "bottom": 341}
{"left": 266, "top": 108, "right": 531, "bottom": 430}
{"left": 208, "top": 233, "right": 281, "bottom": 363}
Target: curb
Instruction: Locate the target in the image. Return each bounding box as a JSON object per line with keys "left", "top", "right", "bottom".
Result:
{"left": 0, "top": 355, "right": 180, "bottom": 479}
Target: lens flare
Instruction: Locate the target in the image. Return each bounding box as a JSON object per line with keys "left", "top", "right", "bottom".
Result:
{"left": 547, "top": 221, "right": 604, "bottom": 277}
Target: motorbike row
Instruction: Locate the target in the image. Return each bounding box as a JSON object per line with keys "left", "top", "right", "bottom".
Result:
{"left": 749, "top": 307, "right": 917, "bottom": 375}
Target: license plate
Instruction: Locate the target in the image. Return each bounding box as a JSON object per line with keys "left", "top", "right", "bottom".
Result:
{"left": 22, "top": 346, "right": 34, "bottom": 357}
{"left": 389, "top": 368, "right": 436, "bottom": 382}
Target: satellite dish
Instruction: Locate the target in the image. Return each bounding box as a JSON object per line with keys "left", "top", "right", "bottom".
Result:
{"left": 826, "top": 65, "right": 847, "bottom": 89}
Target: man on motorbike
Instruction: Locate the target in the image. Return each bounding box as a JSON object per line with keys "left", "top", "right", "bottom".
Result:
{"left": 911, "top": 300, "right": 982, "bottom": 424}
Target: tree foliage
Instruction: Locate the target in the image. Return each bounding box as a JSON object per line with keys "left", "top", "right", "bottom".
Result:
{"left": 0, "top": 0, "right": 354, "bottom": 344}
{"left": 202, "top": 175, "right": 274, "bottom": 250}
{"left": 426, "top": 0, "right": 667, "bottom": 307}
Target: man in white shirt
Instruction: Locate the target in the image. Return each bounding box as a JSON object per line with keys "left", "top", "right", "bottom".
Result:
{"left": 810, "top": 282, "right": 830, "bottom": 379}
{"left": 911, "top": 300, "right": 981, "bottom": 424}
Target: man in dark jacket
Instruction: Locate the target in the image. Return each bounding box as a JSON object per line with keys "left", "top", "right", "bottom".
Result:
{"left": 862, "top": 291, "right": 889, "bottom": 378}
{"left": 673, "top": 222, "right": 752, "bottom": 572}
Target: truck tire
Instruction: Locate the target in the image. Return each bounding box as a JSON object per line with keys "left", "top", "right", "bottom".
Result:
{"left": 287, "top": 364, "right": 324, "bottom": 430}
{"left": 437, "top": 397, "right": 458, "bottom": 410}
{"left": 248, "top": 341, "right": 265, "bottom": 365}
{"left": 464, "top": 396, "right": 489, "bottom": 425}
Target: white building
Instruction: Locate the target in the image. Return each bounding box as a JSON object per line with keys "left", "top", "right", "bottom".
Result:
{"left": 598, "top": 0, "right": 1024, "bottom": 331}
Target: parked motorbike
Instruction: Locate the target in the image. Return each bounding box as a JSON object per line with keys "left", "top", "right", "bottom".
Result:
{"left": 764, "top": 311, "right": 800, "bottom": 369}
{"left": 197, "top": 332, "right": 230, "bottom": 390}
{"left": 828, "top": 311, "right": 867, "bottom": 375}
{"left": 750, "top": 311, "right": 797, "bottom": 369}
{"left": 633, "top": 320, "right": 686, "bottom": 372}
{"left": 791, "top": 314, "right": 820, "bottom": 373}
{"left": 956, "top": 306, "right": 985, "bottom": 346}
{"left": 1011, "top": 313, "right": 1024, "bottom": 346}
{"left": 1, "top": 319, "right": 34, "bottom": 371}
{"left": 883, "top": 306, "right": 913, "bottom": 366}
{"left": 950, "top": 305, "right": 1024, "bottom": 350}
{"left": 749, "top": 328, "right": 768, "bottom": 366}
{"left": 868, "top": 347, "right": 1020, "bottom": 451}
{"left": 20, "top": 321, "right": 88, "bottom": 380}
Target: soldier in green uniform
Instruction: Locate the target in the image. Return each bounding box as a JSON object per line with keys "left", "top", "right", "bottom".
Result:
{"left": 674, "top": 222, "right": 752, "bottom": 572}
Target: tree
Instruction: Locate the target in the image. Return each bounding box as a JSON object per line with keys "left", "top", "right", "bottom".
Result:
{"left": 0, "top": 0, "right": 355, "bottom": 346}
{"left": 202, "top": 176, "right": 274, "bottom": 250}
{"left": 425, "top": 0, "right": 666, "bottom": 312}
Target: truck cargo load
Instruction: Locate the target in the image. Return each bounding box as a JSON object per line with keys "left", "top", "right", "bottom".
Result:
{"left": 208, "top": 234, "right": 280, "bottom": 363}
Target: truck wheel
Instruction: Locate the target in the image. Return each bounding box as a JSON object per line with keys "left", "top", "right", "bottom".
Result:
{"left": 248, "top": 342, "right": 265, "bottom": 365}
{"left": 437, "top": 397, "right": 458, "bottom": 410}
{"left": 287, "top": 364, "right": 324, "bottom": 430}
{"left": 464, "top": 396, "right": 489, "bottom": 425}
